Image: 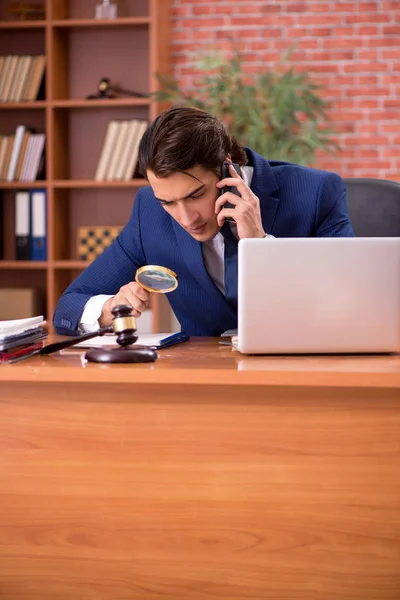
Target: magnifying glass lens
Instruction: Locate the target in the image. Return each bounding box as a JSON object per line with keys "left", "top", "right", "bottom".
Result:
{"left": 135, "top": 265, "right": 178, "bottom": 293}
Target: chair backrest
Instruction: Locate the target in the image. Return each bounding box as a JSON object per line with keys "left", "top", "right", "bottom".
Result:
{"left": 344, "top": 178, "right": 400, "bottom": 237}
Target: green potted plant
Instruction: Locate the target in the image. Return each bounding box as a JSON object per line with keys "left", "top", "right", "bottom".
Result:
{"left": 155, "top": 48, "right": 337, "bottom": 166}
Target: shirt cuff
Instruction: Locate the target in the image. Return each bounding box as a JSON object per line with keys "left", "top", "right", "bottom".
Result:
{"left": 79, "top": 294, "right": 114, "bottom": 333}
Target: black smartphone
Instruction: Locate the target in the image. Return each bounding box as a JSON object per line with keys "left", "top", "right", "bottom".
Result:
{"left": 219, "top": 161, "right": 241, "bottom": 222}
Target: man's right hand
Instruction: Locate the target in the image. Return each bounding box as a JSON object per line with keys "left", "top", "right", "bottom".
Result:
{"left": 99, "top": 282, "right": 152, "bottom": 326}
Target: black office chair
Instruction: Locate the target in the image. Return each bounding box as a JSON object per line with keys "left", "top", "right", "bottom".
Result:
{"left": 344, "top": 178, "right": 400, "bottom": 237}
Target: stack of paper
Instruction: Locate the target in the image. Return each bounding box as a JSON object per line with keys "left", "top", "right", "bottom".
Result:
{"left": 220, "top": 329, "right": 239, "bottom": 351}
{"left": 0, "top": 315, "right": 44, "bottom": 336}
{"left": 0, "top": 315, "right": 47, "bottom": 363}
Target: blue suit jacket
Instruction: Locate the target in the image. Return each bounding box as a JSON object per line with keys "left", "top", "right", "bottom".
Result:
{"left": 54, "top": 149, "right": 354, "bottom": 336}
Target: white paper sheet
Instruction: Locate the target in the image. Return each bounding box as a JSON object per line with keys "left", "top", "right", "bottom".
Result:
{"left": 0, "top": 316, "right": 45, "bottom": 339}
{"left": 74, "top": 333, "right": 176, "bottom": 349}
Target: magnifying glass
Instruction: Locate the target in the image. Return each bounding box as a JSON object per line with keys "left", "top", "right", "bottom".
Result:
{"left": 135, "top": 265, "right": 178, "bottom": 293}
{"left": 40, "top": 265, "right": 178, "bottom": 364}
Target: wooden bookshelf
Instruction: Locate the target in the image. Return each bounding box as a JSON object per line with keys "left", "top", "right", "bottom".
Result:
{"left": 0, "top": 181, "right": 49, "bottom": 189}
{"left": 0, "top": 101, "right": 47, "bottom": 109}
{"left": 53, "top": 179, "right": 149, "bottom": 188}
{"left": 52, "top": 17, "right": 151, "bottom": 28}
{"left": 0, "top": 0, "right": 172, "bottom": 331}
{"left": 51, "top": 98, "right": 150, "bottom": 108}
{"left": 0, "top": 20, "right": 47, "bottom": 29}
{"left": 0, "top": 260, "right": 48, "bottom": 269}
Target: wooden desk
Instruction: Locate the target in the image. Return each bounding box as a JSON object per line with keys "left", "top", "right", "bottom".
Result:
{"left": 1, "top": 339, "right": 400, "bottom": 600}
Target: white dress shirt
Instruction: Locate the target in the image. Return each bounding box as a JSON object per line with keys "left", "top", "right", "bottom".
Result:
{"left": 80, "top": 165, "right": 265, "bottom": 331}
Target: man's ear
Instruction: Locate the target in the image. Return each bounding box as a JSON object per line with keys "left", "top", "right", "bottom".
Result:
{"left": 225, "top": 154, "right": 232, "bottom": 162}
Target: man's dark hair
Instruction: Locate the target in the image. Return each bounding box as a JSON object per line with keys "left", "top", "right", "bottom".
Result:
{"left": 138, "top": 105, "right": 247, "bottom": 178}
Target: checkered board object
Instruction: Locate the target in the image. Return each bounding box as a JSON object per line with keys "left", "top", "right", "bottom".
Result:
{"left": 77, "top": 226, "right": 122, "bottom": 261}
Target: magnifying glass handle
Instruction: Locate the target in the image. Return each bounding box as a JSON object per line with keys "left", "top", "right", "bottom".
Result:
{"left": 40, "top": 325, "right": 113, "bottom": 355}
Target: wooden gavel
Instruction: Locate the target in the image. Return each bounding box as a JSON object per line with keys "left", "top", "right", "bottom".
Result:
{"left": 41, "top": 305, "right": 157, "bottom": 363}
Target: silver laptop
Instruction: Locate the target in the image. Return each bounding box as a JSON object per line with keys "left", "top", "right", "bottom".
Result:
{"left": 237, "top": 237, "right": 400, "bottom": 354}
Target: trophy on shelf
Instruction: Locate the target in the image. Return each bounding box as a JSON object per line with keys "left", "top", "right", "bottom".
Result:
{"left": 86, "top": 77, "right": 147, "bottom": 100}
{"left": 95, "top": 0, "right": 118, "bottom": 20}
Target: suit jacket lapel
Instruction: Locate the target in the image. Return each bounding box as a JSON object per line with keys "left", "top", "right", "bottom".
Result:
{"left": 246, "top": 148, "right": 280, "bottom": 235}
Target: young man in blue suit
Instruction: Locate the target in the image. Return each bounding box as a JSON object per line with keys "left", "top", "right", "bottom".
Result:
{"left": 54, "top": 106, "right": 354, "bottom": 337}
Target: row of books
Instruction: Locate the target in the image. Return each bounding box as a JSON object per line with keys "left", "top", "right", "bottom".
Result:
{"left": 0, "top": 55, "right": 46, "bottom": 103}
{"left": 0, "top": 125, "right": 46, "bottom": 182}
{"left": 95, "top": 119, "right": 148, "bottom": 181}
{"left": 14, "top": 189, "right": 47, "bottom": 261}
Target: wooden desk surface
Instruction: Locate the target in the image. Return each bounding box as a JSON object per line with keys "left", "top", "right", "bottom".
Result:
{"left": 1, "top": 337, "right": 400, "bottom": 388}
{"left": 1, "top": 338, "right": 400, "bottom": 599}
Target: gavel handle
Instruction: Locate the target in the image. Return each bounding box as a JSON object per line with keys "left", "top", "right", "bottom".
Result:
{"left": 40, "top": 325, "right": 113, "bottom": 355}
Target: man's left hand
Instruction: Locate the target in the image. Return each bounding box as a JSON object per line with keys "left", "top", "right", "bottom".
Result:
{"left": 215, "top": 163, "right": 266, "bottom": 239}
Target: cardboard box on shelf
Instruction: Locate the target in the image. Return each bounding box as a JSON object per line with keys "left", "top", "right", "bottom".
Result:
{"left": 0, "top": 288, "right": 44, "bottom": 321}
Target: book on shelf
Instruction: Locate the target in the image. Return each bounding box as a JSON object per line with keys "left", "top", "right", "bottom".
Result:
{"left": 0, "top": 55, "right": 17, "bottom": 102}
{"left": 30, "top": 189, "right": 47, "bottom": 260}
{"left": 7, "top": 124, "right": 27, "bottom": 181}
{"left": 0, "top": 126, "right": 45, "bottom": 182}
{"left": 0, "top": 134, "right": 14, "bottom": 180}
{"left": 105, "top": 120, "right": 131, "bottom": 181}
{"left": 0, "top": 55, "right": 46, "bottom": 103}
{"left": 94, "top": 119, "right": 148, "bottom": 182}
{"left": 15, "top": 190, "right": 30, "bottom": 260}
{"left": 14, "top": 189, "right": 47, "bottom": 261}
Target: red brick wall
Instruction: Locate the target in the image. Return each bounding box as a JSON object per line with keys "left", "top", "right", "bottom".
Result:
{"left": 171, "top": 0, "right": 400, "bottom": 181}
